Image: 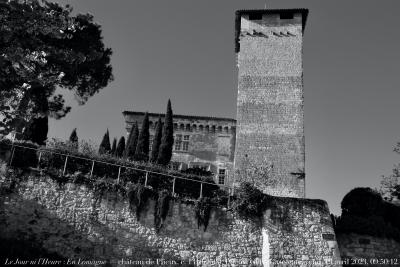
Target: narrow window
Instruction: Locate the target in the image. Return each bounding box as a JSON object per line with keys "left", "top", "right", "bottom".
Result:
{"left": 218, "top": 169, "right": 226, "bottom": 185}
{"left": 174, "top": 134, "right": 182, "bottom": 151}
{"left": 182, "top": 135, "right": 190, "bottom": 151}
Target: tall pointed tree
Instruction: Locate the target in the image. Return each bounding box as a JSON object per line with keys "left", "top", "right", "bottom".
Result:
{"left": 124, "top": 122, "right": 139, "bottom": 160}
{"left": 157, "top": 100, "right": 174, "bottom": 165}
{"left": 99, "top": 129, "right": 111, "bottom": 154}
{"left": 150, "top": 116, "right": 163, "bottom": 163}
{"left": 134, "top": 112, "right": 150, "bottom": 161}
{"left": 116, "top": 136, "right": 126, "bottom": 158}
{"left": 69, "top": 128, "right": 78, "bottom": 150}
{"left": 111, "top": 137, "right": 117, "bottom": 156}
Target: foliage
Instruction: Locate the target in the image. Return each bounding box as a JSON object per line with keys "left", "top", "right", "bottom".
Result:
{"left": 235, "top": 156, "right": 274, "bottom": 190}
{"left": 99, "top": 129, "right": 111, "bottom": 155}
{"left": 232, "top": 182, "right": 266, "bottom": 225}
{"left": 341, "top": 187, "right": 384, "bottom": 217}
{"left": 157, "top": 100, "right": 174, "bottom": 165}
{"left": 335, "top": 187, "right": 400, "bottom": 242}
{"left": 69, "top": 128, "right": 78, "bottom": 150}
{"left": 111, "top": 138, "right": 117, "bottom": 156}
{"left": 125, "top": 122, "right": 138, "bottom": 160}
{"left": 8, "top": 140, "right": 39, "bottom": 169}
{"left": 21, "top": 115, "right": 48, "bottom": 145}
{"left": 181, "top": 167, "right": 213, "bottom": 177}
{"left": 127, "top": 183, "right": 154, "bottom": 220}
{"left": 150, "top": 116, "right": 162, "bottom": 163}
{"left": 134, "top": 112, "right": 150, "bottom": 162}
{"left": 335, "top": 214, "right": 400, "bottom": 242}
{"left": 0, "top": 0, "right": 113, "bottom": 135}
{"left": 116, "top": 136, "right": 126, "bottom": 158}
{"left": 154, "top": 189, "right": 171, "bottom": 232}
{"left": 195, "top": 197, "right": 212, "bottom": 231}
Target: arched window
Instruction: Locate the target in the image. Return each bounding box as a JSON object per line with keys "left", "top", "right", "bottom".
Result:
{"left": 199, "top": 125, "right": 204, "bottom": 132}
{"left": 211, "top": 125, "right": 216, "bottom": 133}
{"left": 224, "top": 126, "right": 229, "bottom": 133}
{"left": 180, "top": 124, "right": 185, "bottom": 130}
{"left": 192, "top": 124, "right": 197, "bottom": 131}
{"left": 217, "top": 126, "right": 222, "bottom": 133}
{"left": 185, "top": 124, "right": 191, "bottom": 131}
{"left": 205, "top": 125, "right": 210, "bottom": 132}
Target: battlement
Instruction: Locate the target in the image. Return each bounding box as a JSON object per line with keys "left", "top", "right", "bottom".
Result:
{"left": 235, "top": 9, "right": 308, "bottom": 52}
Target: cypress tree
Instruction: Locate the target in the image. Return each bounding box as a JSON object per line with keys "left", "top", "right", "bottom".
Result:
{"left": 116, "top": 136, "right": 126, "bottom": 158}
{"left": 99, "top": 129, "right": 111, "bottom": 154}
{"left": 111, "top": 137, "right": 117, "bottom": 156}
{"left": 157, "top": 99, "right": 174, "bottom": 165}
{"left": 124, "top": 122, "right": 139, "bottom": 160}
{"left": 134, "top": 112, "right": 150, "bottom": 162}
{"left": 150, "top": 116, "right": 163, "bottom": 163}
{"left": 69, "top": 128, "right": 78, "bottom": 150}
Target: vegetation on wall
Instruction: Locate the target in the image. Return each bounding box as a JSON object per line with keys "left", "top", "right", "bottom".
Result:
{"left": 154, "top": 190, "right": 171, "bottom": 233}
{"left": 195, "top": 197, "right": 212, "bottom": 231}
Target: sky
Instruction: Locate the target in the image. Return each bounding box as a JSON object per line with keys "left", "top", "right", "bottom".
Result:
{"left": 49, "top": 0, "right": 400, "bottom": 215}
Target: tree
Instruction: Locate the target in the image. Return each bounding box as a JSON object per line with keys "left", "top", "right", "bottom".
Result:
{"left": 380, "top": 142, "right": 400, "bottom": 202}
{"left": 116, "top": 136, "right": 126, "bottom": 158}
{"left": 341, "top": 187, "right": 383, "bottom": 217}
{"left": 150, "top": 116, "right": 162, "bottom": 163}
{"left": 124, "top": 122, "right": 138, "bottom": 160}
{"left": 111, "top": 137, "right": 117, "bottom": 156}
{"left": 99, "top": 129, "right": 111, "bottom": 154}
{"left": 134, "top": 113, "right": 150, "bottom": 162}
{"left": 0, "top": 0, "right": 113, "bottom": 136}
{"left": 21, "top": 115, "right": 48, "bottom": 145}
{"left": 157, "top": 100, "right": 174, "bottom": 165}
{"left": 69, "top": 128, "right": 78, "bottom": 150}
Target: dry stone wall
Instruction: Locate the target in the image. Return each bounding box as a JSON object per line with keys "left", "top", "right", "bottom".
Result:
{"left": 336, "top": 233, "right": 400, "bottom": 266}
{"left": 0, "top": 172, "right": 341, "bottom": 266}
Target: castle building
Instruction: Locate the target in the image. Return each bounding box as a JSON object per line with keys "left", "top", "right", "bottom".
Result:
{"left": 122, "top": 111, "right": 236, "bottom": 187}
{"left": 124, "top": 9, "right": 308, "bottom": 198}
{"left": 234, "top": 9, "right": 308, "bottom": 198}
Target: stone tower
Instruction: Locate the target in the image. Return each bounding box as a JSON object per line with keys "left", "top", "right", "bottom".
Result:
{"left": 234, "top": 9, "right": 308, "bottom": 198}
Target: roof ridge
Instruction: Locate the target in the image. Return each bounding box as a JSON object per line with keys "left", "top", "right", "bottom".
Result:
{"left": 122, "top": 111, "right": 236, "bottom": 122}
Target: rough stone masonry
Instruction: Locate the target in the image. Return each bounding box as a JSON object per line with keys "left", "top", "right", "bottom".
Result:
{"left": 234, "top": 9, "right": 308, "bottom": 198}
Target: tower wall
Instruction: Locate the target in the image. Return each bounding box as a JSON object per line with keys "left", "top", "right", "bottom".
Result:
{"left": 234, "top": 10, "right": 308, "bottom": 198}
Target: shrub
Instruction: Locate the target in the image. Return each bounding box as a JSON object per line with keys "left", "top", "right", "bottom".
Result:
{"left": 341, "top": 187, "right": 384, "bottom": 217}
{"left": 232, "top": 182, "right": 266, "bottom": 224}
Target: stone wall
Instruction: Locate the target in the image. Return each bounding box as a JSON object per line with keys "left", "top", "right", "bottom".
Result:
{"left": 234, "top": 10, "right": 307, "bottom": 198}
{"left": 336, "top": 233, "right": 400, "bottom": 266}
{"left": 0, "top": 172, "right": 341, "bottom": 266}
